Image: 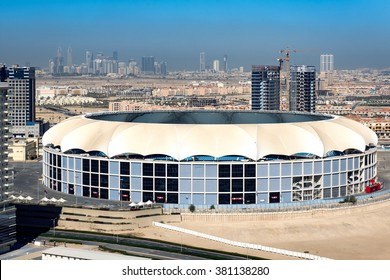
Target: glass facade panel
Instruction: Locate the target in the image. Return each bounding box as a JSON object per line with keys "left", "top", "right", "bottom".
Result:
{"left": 155, "top": 163, "right": 166, "bottom": 177}
{"left": 167, "top": 178, "right": 178, "bottom": 191}
{"left": 68, "top": 157, "right": 74, "bottom": 170}
{"left": 340, "top": 173, "right": 347, "bottom": 185}
{"left": 131, "top": 177, "right": 141, "bottom": 190}
{"left": 245, "top": 164, "right": 256, "bottom": 177}
{"left": 205, "top": 179, "right": 217, "bottom": 192}
{"left": 110, "top": 161, "right": 119, "bottom": 174}
{"left": 131, "top": 162, "right": 141, "bottom": 175}
{"left": 109, "top": 189, "right": 119, "bottom": 200}
{"left": 304, "top": 162, "right": 312, "bottom": 175}
{"left": 193, "top": 165, "right": 204, "bottom": 177}
{"left": 244, "top": 179, "right": 255, "bottom": 192}
{"left": 100, "top": 161, "right": 108, "bottom": 174}
{"left": 193, "top": 194, "right": 204, "bottom": 205}
{"left": 293, "top": 162, "right": 302, "bottom": 176}
{"left": 324, "top": 174, "right": 331, "bottom": 187}
{"left": 167, "top": 164, "right": 178, "bottom": 177}
{"left": 120, "top": 162, "right": 130, "bottom": 175}
{"left": 269, "top": 163, "right": 280, "bottom": 177}
{"left": 142, "top": 163, "right": 152, "bottom": 176}
{"left": 281, "top": 177, "right": 291, "bottom": 190}
{"left": 91, "top": 160, "right": 99, "bottom": 173}
{"left": 110, "top": 175, "right": 119, "bottom": 189}
{"left": 180, "top": 164, "right": 191, "bottom": 177}
{"left": 142, "top": 178, "right": 153, "bottom": 190}
{"left": 332, "top": 174, "right": 339, "bottom": 186}
{"left": 340, "top": 159, "right": 347, "bottom": 171}
{"left": 257, "top": 164, "right": 268, "bottom": 177}
{"left": 281, "top": 163, "right": 291, "bottom": 176}
{"left": 332, "top": 160, "right": 339, "bottom": 173}
{"left": 180, "top": 179, "right": 191, "bottom": 192}
{"left": 193, "top": 179, "right": 204, "bottom": 192}
{"left": 205, "top": 164, "right": 217, "bottom": 177}
{"left": 324, "top": 160, "right": 331, "bottom": 173}
{"left": 314, "top": 161, "right": 322, "bottom": 174}
{"left": 155, "top": 178, "right": 165, "bottom": 191}
{"left": 232, "top": 179, "right": 243, "bottom": 192}
{"left": 131, "top": 191, "right": 141, "bottom": 202}
{"left": 281, "top": 192, "right": 291, "bottom": 203}
{"left": 232, "top": 165, "right": 243, "bottom": 177}
{"left": 62, "top": 156, "right": 67, "bottom": 168}
{"left": 269, "top": 178, "right": 280, "bottom": 191}
{"left": 257, "top": 178, "right": 268, "bottom": 192}
{"left": 219, "top": 165, "right": 230, "bottom": 177}
{"left": 205, "top": 194, "right": 217, "bottom": 205}
{"left": 218, "top": 179, "right": 230, "bottom": 192}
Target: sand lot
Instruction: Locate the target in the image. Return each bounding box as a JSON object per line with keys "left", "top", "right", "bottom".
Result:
{"left": 135, "top": 200, "right": 390, "bottom": 260}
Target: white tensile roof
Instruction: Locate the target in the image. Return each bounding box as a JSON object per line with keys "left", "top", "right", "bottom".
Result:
{"left": 42, "top": 111, "right": 378, "bottom": 161}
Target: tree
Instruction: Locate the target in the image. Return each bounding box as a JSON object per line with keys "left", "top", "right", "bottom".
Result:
{"left": 189, "top": 204, "right": 196, "bottom": 213}
{"left": 210, "top": 204, "right": 215, "bottom": 210}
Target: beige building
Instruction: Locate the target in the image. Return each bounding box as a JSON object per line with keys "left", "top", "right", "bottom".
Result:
{"left": 9, "top": 139, "right": 37, "bottom": 161}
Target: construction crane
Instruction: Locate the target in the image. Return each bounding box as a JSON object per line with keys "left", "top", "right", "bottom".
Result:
{"left": 278, "top": 48, "right": 306, "bottom": 111}
{"left": 278, "top": 48, "right": 320, "bottom": 111}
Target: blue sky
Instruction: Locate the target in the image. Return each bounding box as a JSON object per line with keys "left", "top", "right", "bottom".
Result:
{"left": 0, "top": 0, "right": 389, "bottom": 70}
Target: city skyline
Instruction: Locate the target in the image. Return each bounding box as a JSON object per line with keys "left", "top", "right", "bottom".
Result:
{"left": 1, "top": 0, "right": 390, "bottom": 71}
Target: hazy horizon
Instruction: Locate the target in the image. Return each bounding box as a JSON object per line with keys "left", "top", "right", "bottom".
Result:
{"left": 1, "top": 0, "right": 389, "bottom": 71}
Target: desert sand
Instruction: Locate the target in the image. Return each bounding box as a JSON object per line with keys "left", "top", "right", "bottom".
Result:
{"left": 134, "top": 199, "right": 390, "bottom": 260}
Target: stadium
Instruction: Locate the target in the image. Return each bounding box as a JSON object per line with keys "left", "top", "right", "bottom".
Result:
{"left": 42, "top": 110, "right": 378, "bottom": 208}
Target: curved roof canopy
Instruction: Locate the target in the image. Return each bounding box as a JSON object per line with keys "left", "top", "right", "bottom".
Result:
{"left": 42, "top": 110, "right": 378, "bottom": 161}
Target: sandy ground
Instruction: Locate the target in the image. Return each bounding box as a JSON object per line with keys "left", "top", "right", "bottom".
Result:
{"left": 134, "top": 200, "right": 390, "bottom": 260}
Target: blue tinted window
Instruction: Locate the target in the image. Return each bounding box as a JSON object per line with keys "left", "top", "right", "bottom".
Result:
{"left": 257, "top": 178, "right": 268, "bottom": 191}
{"left": 131, "top": 163, "right": 141, "bottom": 176}
{"left": 180, "top": 165, "right": 191, "bottom": 177}
{"left": 193, "top": 165, "right": 204, "bottom": 177}
{"left": 293, "top": 162, "right": 302, "bottom": 176}
{"left": 205, "top": 179, "right": 217, "bottom": 192}
{"left": 281, "top": 163, "right": 291, "bottom": 176}
{"left": 257, "top": 164, "right": 268, "bottom": 177}
{"left": 193, "top": 179, "right": 204, "bottom": 192}
{"left": 205, "top": 164, "right": 217, "bottom": 177}
{"left": 304, "top": 162, "right": 312, "bottom": 174}
{"left": 270, "top": 163, "right": 280, "bottom": 177}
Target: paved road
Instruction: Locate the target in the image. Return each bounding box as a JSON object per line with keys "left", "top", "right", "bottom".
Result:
{"left": 42, "top": 230, "right": 250, "bottom": 260}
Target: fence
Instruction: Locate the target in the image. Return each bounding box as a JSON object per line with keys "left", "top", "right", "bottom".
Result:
{"left": 153, "top": 221, "right": 331, "bottom": 260}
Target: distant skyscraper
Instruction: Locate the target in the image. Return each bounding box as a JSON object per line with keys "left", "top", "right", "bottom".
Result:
{"left": 141, "top": 56, "right": 155, "bottom": 74}
{"left": 223, "top": 54, "right": 228, "bottom": 72}
{"left": 67, "top": 46, "right": 73, "bottom": 67}
{"left": 56, "top": 47, "right": 64, "bottom": 73}
{"left": 86, "top": 51, "right": 93, "bottom": 74}
{"left": 319, "top": 54, "right": 334, "bottom": 89}
{"left": 160, "top": 61, "right": 167, "bottom": 76}
{"left": 213, "top": 60, "right": 220, "bottom": 72}
{"left": 251, "top": 65, "right": 280, "bottom": 111}
{"left": 199, "top": 52, "right": 206, "bottom": 72}
{"left": 113, "top": 51, "right": 118, "bottom": 61}
{"left": 320, "top": 54, "right": 334, "bottom": 73}
{"left": 289, "top": 65, "right": 316, "bottom": 113}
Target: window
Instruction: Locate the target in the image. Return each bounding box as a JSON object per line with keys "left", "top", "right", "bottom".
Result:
{"left": 167, "top": 179, "right": 178, "bottom": 191}
{"left": 100, "top": 161, "right": 108, "bottom": 174}
{"left": 91, "top": 160, "right": 99, "bottom": 173}
{"left": 218, "top": 179, "right": 230, "bottom": 192}
{"left": 232, "top": 165, "right": 243, "bottom": 177}
{"left": 167, "top": 164, "right": 178, "bottom": 177}
{"left": 143, "top": 163, "right": 153, "bottom": 176}
{"left": 120, "top": 162, "right": 130, "bottom": 175}
{"left": 155, "top": 178, "right": 165, "bottom": 191}
{"left": 143, "top": 178, "right": 153, "bottom": 190}
{"left": 244, "top": 179, "right": 256, "bottom": 192}
{"left": 219, "top": 165, "right": 230, "bottom": 178}
{"left": 232, "top": 179, "right": 243, "bottom": 192}
{"left": 155, "top": 164, "right": 166, "bottom": 177}
{"left": 245, "top": 164, "right": 256, "bottom": 177}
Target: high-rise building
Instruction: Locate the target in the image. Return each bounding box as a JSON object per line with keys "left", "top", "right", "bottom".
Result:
{"left": 223, "top": 54, "right": 228, "bottom": 72}
{"left": 0, "top": 77, "right": 16, "bottom": 254}
{"left": 141, "top": 56, "right": 155, "bottom": 74}
{"left": 86, "top": 51, "right": 93, "bottom": 74}
{"left": 289, "top": 65, "right": 316, "bottom": 113}
{"left": 113, "top": 51, "right": 118, "bottom": 61}
{"left": 6, "top": 66, "right": 47, "bottom": 137}
{"left": 213, "top": 60, "right": 220, "bottom": 72}
{"left": 56, "top": 47, "right": 64, "bottom": 74}
{"left": 251, "top": 65, "right": 280, "bottom": 111}
{"left": 67, "top": 46, "right": 73, "bottom": 67}
{"left": 320, "top": 54, "right": 334, "bottom": 73}
{"left": 199, "top": 52, "right": 206, "bottom": 72}
{"left": 319, "top": 54, "right": 334, "bottom": 89}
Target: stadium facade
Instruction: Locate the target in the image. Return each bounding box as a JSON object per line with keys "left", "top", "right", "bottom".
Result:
{"left": 42, "top": 111, "right": 378, "bottom": 208}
